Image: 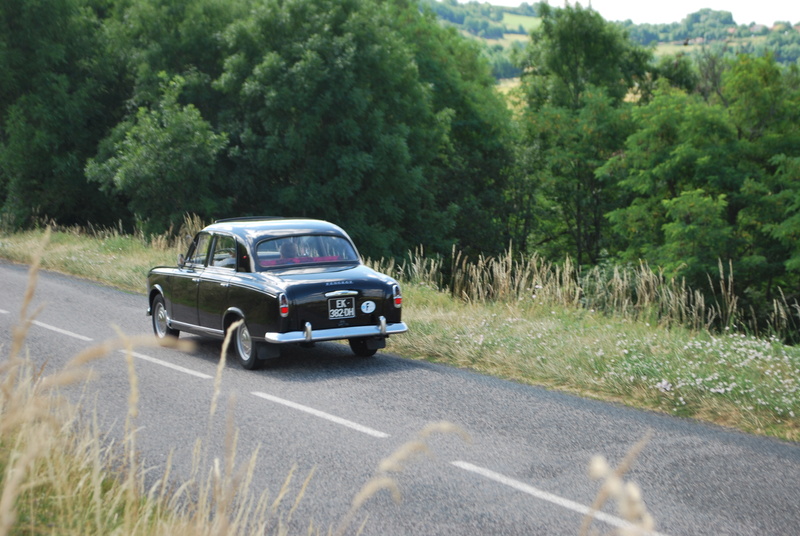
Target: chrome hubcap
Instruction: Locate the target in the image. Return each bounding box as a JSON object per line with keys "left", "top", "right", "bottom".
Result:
{"left": 238, "top": 324, "right": 252, "bottom": 359}
{"left": 154, "top": 303, "right": 168, "bottom": 337}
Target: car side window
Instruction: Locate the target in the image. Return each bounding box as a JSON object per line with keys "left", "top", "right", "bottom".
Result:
{"left": 211, "top": 235, "right": 237, "bottom": 270}
{"left": 187, "top": 233, "right": 212, "bottom": 266}
{"left": 236, "top": 239, "right": 251, "bottom": 272}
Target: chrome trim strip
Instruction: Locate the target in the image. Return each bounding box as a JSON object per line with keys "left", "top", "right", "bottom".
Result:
{"left": 265, "top": 321, "right": 408, "bottom": 344}
{"left": 170, "top": 320, "right": 224, "bottom": 337}
{"left": 325, "top": 290, "right": 359, "bottom": 298}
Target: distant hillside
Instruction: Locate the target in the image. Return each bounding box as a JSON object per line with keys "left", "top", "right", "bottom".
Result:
{"left": 421, "top": 1, "right": 800, "bottom": 79}
{"left": 420, "top": 0, "right": 538, "bottom": 39}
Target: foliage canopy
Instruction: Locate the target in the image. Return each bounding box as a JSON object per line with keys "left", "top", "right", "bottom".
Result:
{"left": 2, "top": 0, "right": 800, "bottom": 334}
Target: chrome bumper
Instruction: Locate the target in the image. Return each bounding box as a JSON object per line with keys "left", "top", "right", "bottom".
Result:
{"left": 264, "top": 316, "right": 408, "bottom": 344}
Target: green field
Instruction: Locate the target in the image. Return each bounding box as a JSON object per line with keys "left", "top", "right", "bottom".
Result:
{"left": 654, "top": 35, "right": 768, "bottom": 56}
{"left": 502, "top": 12, "right": 541, "bottom": 33}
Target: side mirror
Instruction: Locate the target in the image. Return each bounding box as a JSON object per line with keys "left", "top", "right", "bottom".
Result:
{"left": 178, "top": 253, "right": 185, "bottom": 267}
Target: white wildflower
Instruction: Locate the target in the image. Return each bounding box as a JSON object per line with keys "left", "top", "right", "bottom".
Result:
{"left": 655, "top": 380, "right": 672, "bottom": 392}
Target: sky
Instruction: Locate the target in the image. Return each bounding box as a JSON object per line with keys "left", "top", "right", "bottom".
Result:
{"left": 458, "top": 1, "right": 800, "bottom": 26}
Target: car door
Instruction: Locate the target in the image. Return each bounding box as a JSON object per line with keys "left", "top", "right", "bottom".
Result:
{"left": 198, "top": 234, "right": 237, "bottom": 331}
{"left": 171, "top": 232, "right": 212, "bottom": 326}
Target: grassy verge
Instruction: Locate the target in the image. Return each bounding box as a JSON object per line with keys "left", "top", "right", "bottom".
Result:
{"left": 392, "top": 285, "right": 799, "bottom": 440}
{"left": 0, "top": 224, "right": 185, "bottom": 294}
{"left": 1, "top": 226, "right": 798, "bottom": 442}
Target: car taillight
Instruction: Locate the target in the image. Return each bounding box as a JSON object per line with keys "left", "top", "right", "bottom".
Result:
{"left": 393, "top": 284, "right": 402, "bottom": 308}
{"left": 279, "top": 293, "right": 289, "bottom": 317}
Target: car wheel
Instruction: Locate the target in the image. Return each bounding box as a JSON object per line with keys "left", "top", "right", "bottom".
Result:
{"left": 152, "top": 295, "right": 179, "bottom": 339}
{"left": 349, "top": 338, "right": 378, "bottom": 358}
{"left": 233, "top": 321, "right": 262, "bottom": 370}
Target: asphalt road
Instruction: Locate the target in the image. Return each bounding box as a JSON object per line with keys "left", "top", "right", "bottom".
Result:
{"left": 1, "top": 260, "right": 799, "bottom": 535}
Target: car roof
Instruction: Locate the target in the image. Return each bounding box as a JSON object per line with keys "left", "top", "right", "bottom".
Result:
{"left": 204, "top": 218, "right": 352, "bottom": 244}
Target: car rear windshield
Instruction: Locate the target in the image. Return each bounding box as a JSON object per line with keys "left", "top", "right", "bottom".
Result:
{"left": 255, "top": 235, "right": 359, "bottom": 270}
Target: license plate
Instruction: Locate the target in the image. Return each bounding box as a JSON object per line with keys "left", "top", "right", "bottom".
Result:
{"left": 328, "top": 297, "right": 355, "bottom": 319}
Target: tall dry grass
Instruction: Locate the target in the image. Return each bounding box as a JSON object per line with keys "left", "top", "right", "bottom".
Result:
{"left": 8, "top": 215, "right": 794, "bottom": 341}
{"left": 0, "top": 215, "right": 204, "bottom": 293}
{"left": 373, "top": 248, "right": 798, "bottom": 341}
{"left": 371, "top": 248, "right": 800, "bottom": 441}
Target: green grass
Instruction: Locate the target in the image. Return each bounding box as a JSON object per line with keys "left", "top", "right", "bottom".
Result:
{"left": 394, "top": 286, "right": 799, "bottom": 440}
{"left": 370, "top": 249, "right": 799, "bottom": 442}
{"left": 501, "top": 12, "right": 540, "bottom": 33}
{"left": 0, "top": 230, "right": 168, "bottom": 293}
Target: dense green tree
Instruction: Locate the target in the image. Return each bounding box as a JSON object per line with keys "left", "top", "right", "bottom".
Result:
{"left": 659, "top": 189, "right": 734, "bottom": 283}
{"left": 503, "top": 124, "right": 545, "bottom": 254}
{"left": 677, "top": 9, "right": 735, "bottom": 41}
{"left": 601, "top": 54, "right": 800, "bottom": 306}
{"left": 758, "top": 156, "right": 800, "bottom": 274}
{"left": 102, "top": 0, "right": 248, "bottom": 125}
{"left": 601, "top": 85, "right": 742, "bottom": 283}
{"left": 0, "top": 0, "right": 123, "bottom": 227}
{"left": 654, "top": 53, "right": 700, "bottom": 93}
{"left": 724, "top": 55, "right": 800, "bottom": 302}
{"left": 524, "top": 90, "right": 635, "bottom": 264}
{"left": 394, "top": 0, "right": 515, "bottom": 255}
{"left": 736, "top": 157, "right": 799, "bottom": 304}
{"left": 515, "top": 4, "right": 649, "bottom": 264}
{"left": 85, "top": 0, "right": 515, "bottom": 256}
{"left": 215, "top": 0, "right": 449, "bottom": 257}
{"left": 726, "top": 55, "right": 800, "bottom": 297}
{"left": 519, "top": 3, "right": 651, "bottom": 111}
{"left": 722, "top": 54, "right": 797, "bottom": 145}
{"left": 86, "top": 75, "right": 228, "bottom": 234}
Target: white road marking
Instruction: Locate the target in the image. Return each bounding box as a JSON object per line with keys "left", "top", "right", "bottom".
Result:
{"left": 252, "top": 391, "right": 389, "bottom": 438}
{"left": 124, "top": 350, "right": 213, "bottom": 379}
{"left": 0, "top": 309, "right": 9, "bottom": 314}
{"left": 19, "top": 316, "right": 211, "bottom": 379}
{"left": 451, "top": 461, "right": 668, "bottom": 536}
{"left": 32, "top": 320, "right": 93, "bottom": 341}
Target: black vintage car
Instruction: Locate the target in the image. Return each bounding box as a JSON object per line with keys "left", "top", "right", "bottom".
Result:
{"left": 147, "top": 217, "right": 407, "bottom": 369}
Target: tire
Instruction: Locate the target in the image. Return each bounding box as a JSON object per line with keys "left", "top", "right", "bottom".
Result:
{"left": 349, "top": 338, "right": 378, "bottom": 358}
{"left": 232, "top": 321, "right": 262, "bottom": 370}
{"left": 152, "top": 295, "right": 179, "bottom": 339}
